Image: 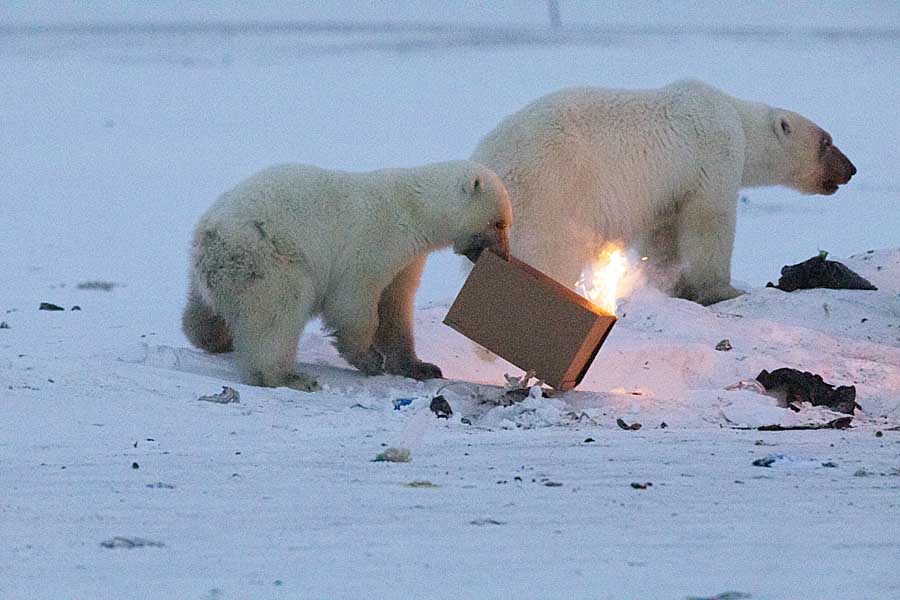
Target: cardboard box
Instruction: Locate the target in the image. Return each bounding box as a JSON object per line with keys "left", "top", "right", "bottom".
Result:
{"left": 444, "top": 251, "right": 617, "bottom": 391}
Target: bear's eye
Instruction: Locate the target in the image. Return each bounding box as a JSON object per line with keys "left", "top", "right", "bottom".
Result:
{"left": 492, "top": 220, "right": 508, "bottom": 231}
{"left": 821, "top": 136, "right": 832, "bottom": 150}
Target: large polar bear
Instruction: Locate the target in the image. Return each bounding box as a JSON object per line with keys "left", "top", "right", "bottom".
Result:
{"left": 472, "top": 79, "right": 856, "bottom": 305}
{"left": 182, "top": 160, "right": 512, "bottom": 390}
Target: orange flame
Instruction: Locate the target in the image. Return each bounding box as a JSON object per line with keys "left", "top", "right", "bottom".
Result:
{"left": 575, "top": 246, "right": 629, "bottom": 315}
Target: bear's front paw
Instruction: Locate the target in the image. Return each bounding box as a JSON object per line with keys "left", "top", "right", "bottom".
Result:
{"left": 674, "top": 279, "right": 745, "bottom": 306}
{"left": 698, "top": 284, "right": 746, "bottom": 306}
{"left": 389, "top": 360, "right": 443, "bottom": 381}
{"left": 344, "top": 347, "right": 385, "bottom": 376}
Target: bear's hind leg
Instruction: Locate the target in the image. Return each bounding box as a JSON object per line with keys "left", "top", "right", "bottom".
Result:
{"left": 182, "top": 287, "right": 233, "bottom": 353}
{"left": 375, "top": 256, "right": 443, "bottom": 381}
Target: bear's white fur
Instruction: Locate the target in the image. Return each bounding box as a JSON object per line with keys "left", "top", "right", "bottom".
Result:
{"left": 183, "top": 160, "right": 512, "bottom": 389}
{"left": 472, "top": 79, "right": 856, "bottom": 305}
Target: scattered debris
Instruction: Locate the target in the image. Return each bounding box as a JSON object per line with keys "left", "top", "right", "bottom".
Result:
{"left": 686, "top": 592, "right": 751, "bottom": 600}
{"left": 100, "top": 537, "right": 164, "bottom": 549}
{"left": 405, "top": 480, "right": 439, "bottom": 488}
{"left": 630, "top": 482, "right": 653, "bottom": 489}
{"left": 469, "top": 518, "right": 505, "bottom": 526}
{"left": 752, "top": 454, "right": 782, "bottom": 467}
{"left": 501, "top": 371, "right": 555, "bottom": 403}
{"left": 76, "top": 280, "right": 117, "bottom": 291}
{"left": 0, "top": 321, "right": 8, "bottom": 329}
{"left": 145, "top": 482, "right": 176, "bottom": 489}
{"left": 754, "top": 440, "right": 776, "bottom": 446}
{"left": 131, "top": 462, "right": 140, "bottom": 469}
{"left": 616, "top": 418, "right": 642, "bottom": 431}
{"left": 392, "top": 397, "right": 414, "bottom": 410}
{"left": 543, "top": 481, "right": 563, "bottom": 487}
{"left": 39, "top": 302, "right": 64, "bottom": 311}
{"left": 821, "top": 461, "right": 838, "bottom": 468}
{"left": 583, "top": 437, "right": 595, "bottom": 443}
{"left": 757, "top": 416, "right": 852, "bottom": 431}
{"left": 715, "top": 339, "right": 733, "bottom": 351}
{"left": 756, "top": 368, "right": 859, "bottom": 415}
{"left": 766, "top": 252, "right": 877, "bottom": 292}
{"left": 70, "top": 305, "right": 82, "bottom": 311}
{"left": 725, "top": 379, "right": 767, "bottom": 394}
{"left": 198, "top": 386, "right": 240, "bottom": 404}
{"left": 429, "top": 395, "right": 453, "bottom": 419}
{"left": 565, "top": 411, "right": 601, "bottom": 426}
{"left": 875, "top": 431, "right": 883, "bottom": 438}
{"left": 504, "top": 370, "right": 537, "bottom": 390}
{"left": 659, "top": 422, "right": 668, "bottom": 429}
{"left": 373, "top": 447, "right": 411, "bottom": 463}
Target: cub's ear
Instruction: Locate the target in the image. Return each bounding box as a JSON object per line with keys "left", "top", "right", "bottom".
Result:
{"left": 775, "top": 114, "right": 792, "bottom": 139}
{"left": 464, "top": 175, "right": 482, "bottom": 196}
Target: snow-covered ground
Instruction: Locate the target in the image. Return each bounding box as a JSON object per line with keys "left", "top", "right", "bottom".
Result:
{"left": 2, "top": 4, "right": 900, "bottom": 598}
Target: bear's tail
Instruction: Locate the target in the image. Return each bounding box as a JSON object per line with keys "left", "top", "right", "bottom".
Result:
{"left": 182, "top": 290, "right": 233, "bottom": 353}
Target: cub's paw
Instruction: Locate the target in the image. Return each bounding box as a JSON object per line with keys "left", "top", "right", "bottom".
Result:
{"left": 390, "top": 360, "right": 443, "bottom": 381}
{"left": 286, "top": 373, "right": 321, "bottom": 393}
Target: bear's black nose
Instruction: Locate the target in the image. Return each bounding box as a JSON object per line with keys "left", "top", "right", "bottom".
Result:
{"left": 850, "top": 162, "right": 857, "bottom": 177}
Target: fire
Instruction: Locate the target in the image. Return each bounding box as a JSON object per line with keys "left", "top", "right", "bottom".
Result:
{"left": 575, "top": 246, "right": 629, "bottom": 315}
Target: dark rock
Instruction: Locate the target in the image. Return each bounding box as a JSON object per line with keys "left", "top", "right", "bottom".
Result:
{"left": 429, "top": 395, "right": 453, "bottom": 419}
{"left": 715, "top": 339, "right": 733, "bottom": 351}
{"left": 766, "top": 254, "right": 877, "bottom": 292}
{"left": 0, "top": 321, "right": 9, "bottom": 329}
{"left": 630, "top": 482, "right": 653, "bottom": 489}
{"left": 131, "top": 462, "right": 140, "bottom": 469}
{"left": 756, "top": 368, "right": 859, "bottom": 415}
{"left": 39, "top": 302, "right": 65, "bottom": 311}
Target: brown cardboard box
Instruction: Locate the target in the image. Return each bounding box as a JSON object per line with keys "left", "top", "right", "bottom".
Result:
{"left": 444, "top": 251, "right": 617, "bottom": 391}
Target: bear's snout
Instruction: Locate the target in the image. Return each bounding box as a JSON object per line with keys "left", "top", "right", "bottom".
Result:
{"left": 821, "top": 146, "right": 856, "bottom": 194}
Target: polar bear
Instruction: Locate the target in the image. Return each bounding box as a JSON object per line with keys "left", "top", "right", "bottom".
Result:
{"left": 472, "top": 79, "right": 856, "bottom": 305}
{"left": 182, "top": 160, "right": 512, "bottom": 390}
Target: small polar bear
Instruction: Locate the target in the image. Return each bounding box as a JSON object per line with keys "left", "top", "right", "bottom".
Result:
{"left": 182, "top": 160, "right": 512, "bottom": 390}
{"left": 472, "top": 79, "right": 856, "bottom": 305}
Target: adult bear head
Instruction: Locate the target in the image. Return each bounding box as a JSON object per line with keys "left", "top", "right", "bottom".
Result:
{"left": 772, "top": 111, "right": 856, "bottom": 195}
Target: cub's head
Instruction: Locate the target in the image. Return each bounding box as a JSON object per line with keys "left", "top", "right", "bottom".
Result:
{"left": 772, "top": 111, "right": 856, "bottom": 195}
{"left": 452, "top": 163, "right": 512, "bottom": 263}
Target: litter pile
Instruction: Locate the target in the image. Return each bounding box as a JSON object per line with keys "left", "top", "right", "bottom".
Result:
{"left": 767, "top": 252, "right": 877, "bottom": 292}
{"left": 756, "top": 368, "right": 859, "bottom": 415}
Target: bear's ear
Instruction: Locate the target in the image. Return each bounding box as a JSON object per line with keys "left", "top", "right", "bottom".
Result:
{"left": 775, "top": 114, "right": 792, "bottom": 138}
{"left": 464, "top": 175, "right": 482, "bottom": 197}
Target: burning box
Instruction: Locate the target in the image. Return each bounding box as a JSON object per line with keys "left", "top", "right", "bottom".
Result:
{"left": 444, "top": 251, "right": 617, "bottom": 391}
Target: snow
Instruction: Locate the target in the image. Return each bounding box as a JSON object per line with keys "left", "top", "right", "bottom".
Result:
{"left": 2, "top": 3, "right": 900, "bottom": 598}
